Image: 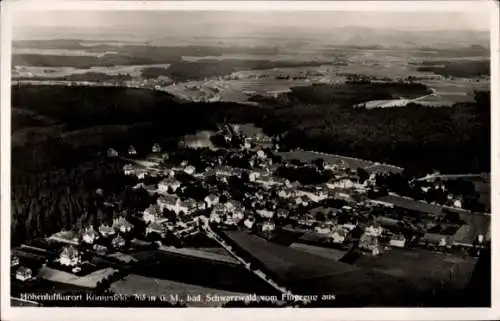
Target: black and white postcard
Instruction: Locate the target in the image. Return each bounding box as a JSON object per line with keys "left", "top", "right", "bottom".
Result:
{"left": 1, "top": 1, "right": 498, "bottom": 320}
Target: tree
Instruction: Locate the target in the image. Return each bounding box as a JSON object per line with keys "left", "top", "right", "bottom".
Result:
{"left": 357, "top": 167, "right": 369, "bottom": 183}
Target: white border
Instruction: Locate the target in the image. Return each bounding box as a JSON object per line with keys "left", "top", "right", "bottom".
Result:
{"left": 1, "top": 1, "right": 499, "bottom": 321}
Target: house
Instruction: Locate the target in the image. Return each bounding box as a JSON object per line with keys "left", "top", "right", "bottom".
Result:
{"left": 453, "top": 199, "right": 463, "bottom": 209}
{"left": 179, "top": 198, "right": 198, "bottom": 215}
{"left": 262, "top": 221, "right": 276, "bottom": 232}
{"left": 232, "top": 209, "right": 245, "bottom": 223}
{"left": 365, "top": 224, "right": 384, "bottom": 237}
{"left": 215, "top": 166, "right": 235, "bottom": 177}
{"left": 248, "top": 170, "right": 262, "bottom": 182}
{"left": 128, "top": 145, "right": 137, "bottom": 155}
{"left": 135, "top": 169, "right": 146, "bottom": 180}
{"left": 278, "top": 188, "right": 294, "bottom": 199}
{"left": 277, "top": 209, "right": 289, "bottom": 218}
{"left": 315, "top": 225, "right": 332, "bottom": 235}
{"left": 295, "top": 195, "right": 310, "bottom": 207}
{"left": 157, "top": 195, "right": 181, "bottom": 212}
{"left": 297, "top": 189, "right": 328, "bottom": 203}
{"left": 146, "top": 222, "right": 168, "bottom": 238}
{"left": 99, "top": 224, "right": 116, "bottom": 238}
{"left": 342, "top": 223, "right": 357, "bottom": 231}
{"left": 421, "top": 233, "right": 449, "bottom": 247}
{"left": 107, "top": 148, "right": 118, "bottom": 157}
{"left": 256, "top": 175, "right": 275, "bottom": 187}
{"left": 244, "top": 217, "right": 256, "bottom": 229}
{"left": 326, "top": 177, "right": 355, "bottom": 189}
{"left": 112, "top": 234, "right": 126, "bottom": 249}
{"left": 256, "top": 150, "right": 267, "bottom": 159}
{"left": 359, "top": 233, "right": 379, "bottom": 252}
{"left": 16, "top": 266, "right": 32, "bottom": 282}
{"left": 204, "top": 194, "right": 219, "bottom": 208}
{"left": 197, "top": 201, "right": 207, "bottom": 210}
{"left": 210, "top": 211, "right": 223, "bottom": 224}
{"left": 11, "top": 255, "right": 20, "bottom": 268}
{"left": 113, "top": 217, "right": 133, "bottom": 233}
{"left": 184, "top": 165, "right": 196, "bottom": 175}
{"left": 123, "top": 164, "right": 135, "bottom": 176}
{"left": 158, "top": 178, "right": 181, "bottom": 193}
{"left": 60, "top": 245, "right": 80, "bottom": 266}
{"left": 223, "top": 215, "right": 236, "bottom": 226}
{"left": 152, "top": 143, "right": 162, "bottom": 153}
{"left": 93, "top": 244, "right": 108, "bottom": 255}
{"left": 82, "top": 226, "right": 99, "bottom": 244}
{"left": 330, "top": 228, "right": 347, "bottom": 244}
{"left": 256, "top": 209, "right": 274, "bottom": 219}
{"left": 143, "top": 204, "right": 164, "bottom": 223}
{"left": 389, "top": 234, "right": 406, "bottom": 248}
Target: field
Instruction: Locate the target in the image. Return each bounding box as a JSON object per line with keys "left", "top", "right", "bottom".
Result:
{"left": 38, "top": 266, "right": 118, "bottom": 288}
{"left": 158, "top": 245, "right": 240, "bottom": 265}
{"left": 221, "top": 230, "right": 426, "bottom": 306}
{"left": 352, "top": 248, "right": 477, "bottom": 289}
{"left": 289, "top": 243, "right": 348, "bottom": 261}
{"left": 110, "top": 274, "right": 250, "bottom": 307}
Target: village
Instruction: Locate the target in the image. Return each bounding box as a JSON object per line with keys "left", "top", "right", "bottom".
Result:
{"left": 10, "top": 123, "right": 491, "bottom": 306}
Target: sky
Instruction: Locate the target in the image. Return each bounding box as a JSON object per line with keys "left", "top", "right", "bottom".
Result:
{"left": 12, "top": 10, "right": 491, "bottom": 32}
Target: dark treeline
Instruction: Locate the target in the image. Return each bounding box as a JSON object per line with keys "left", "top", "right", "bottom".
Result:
{"left": 417, "top": 60, "right": 490, "bottom": 78}
{"left": 250, "top": 82, "right": 431, "bottom": 106}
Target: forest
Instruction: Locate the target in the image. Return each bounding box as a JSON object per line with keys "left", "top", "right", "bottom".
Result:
{"left": 416, "top": 60, "right": 490, "bottom": 78}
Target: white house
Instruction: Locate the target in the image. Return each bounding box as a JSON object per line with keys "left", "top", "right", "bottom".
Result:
{"left": 143, "top": 204, "right": 164, "bottom": 223}
{"left": 184, "top": 165, "right": 196, "bottom": 175}
{"left": 152, "top": 143, "right": 162, "bottom": 153}
{"left": 210, "top": 211, "right": 223, "bottom": 224}
{"left": 99, "top": 224, "right": 116, "bottom": 238}
{"left": 179, "top": 198, "right": 198, "bottom": 215}
{"left": 453, "top": 199, "right": 463, "bottom": 209}
{"left": 256, "top": 150, "right": 267, "bottom": 159}
{"left": 157, "top": 195, "right": 181, "bottom": 213}
{"left": 326, "top": 177, "right": 355, "bottom": 190}
{"left": 331, "top": 228, "right": 347, "bottom": 244}
{"left": 158, "top": 178, "right": 181, "bottom": 193}
{"left": 60, "top": 245, "right": 80, "bottom": 267}
{"left": 146, "top": 222, "right": 168, "bottom": 238}
{"left": 278, "top": 189, "right": 294, "bottom": 199}
{"left": 365, "top": 224, "right": 384, "bottom": 237}
{"left": 107, "top": 148, "right": 118, "bottom": 158}
{"left": 248, "top": 171, "right": 262, "bottom": 182}
{"left": 135, "top": 169, "right": 146, "bottom": 180}
{"left": 128, "top": 145, "right": 137, "bottom": 155}
{"left": 342, "top": 223, "right": 357, "bottom": 231}
{"left": 262, "top": 221, "right": 276, "bottom": 232}
{"left": 16, "top": 266, "right": 32, "bottom": 282}
{"left": 389, "top": 235, "right": 406, "bottom": 248}
{"left": 244, "top": 217, "right": 256, "bottom": 229}
{"left": 82, "top": 226, "right": 99, "bottom": 244}
{"left": 112, "top": 234, "right": 126, "bottom": 249}
{"left": 113, "top": 217, "right": 133, "bottom": 233}
{"left": 11, "top": 255, "right": 20, "bottom": 268}
{"left": 204, "top": 194, "right": 219, "bottom": 208}
{"left": 232, "top": 209, "right": 245, "bottom": 223}
{"left": 123, "top": 164, "right": 134, "bottom": 176}
{"left": 315, "top": 225, "right": 332, "bottom": 235}
{"left": 256, "top": 209, "right": 274, "bottom": 219}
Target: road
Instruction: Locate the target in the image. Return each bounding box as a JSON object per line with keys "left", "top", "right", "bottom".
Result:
{"left": 198, "top": 218, "right": 300, "bottom": 302}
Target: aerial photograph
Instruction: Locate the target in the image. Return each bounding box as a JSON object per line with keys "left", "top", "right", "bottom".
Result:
{"left": 8, "top": 7, "right": 491, "bottom": 308}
